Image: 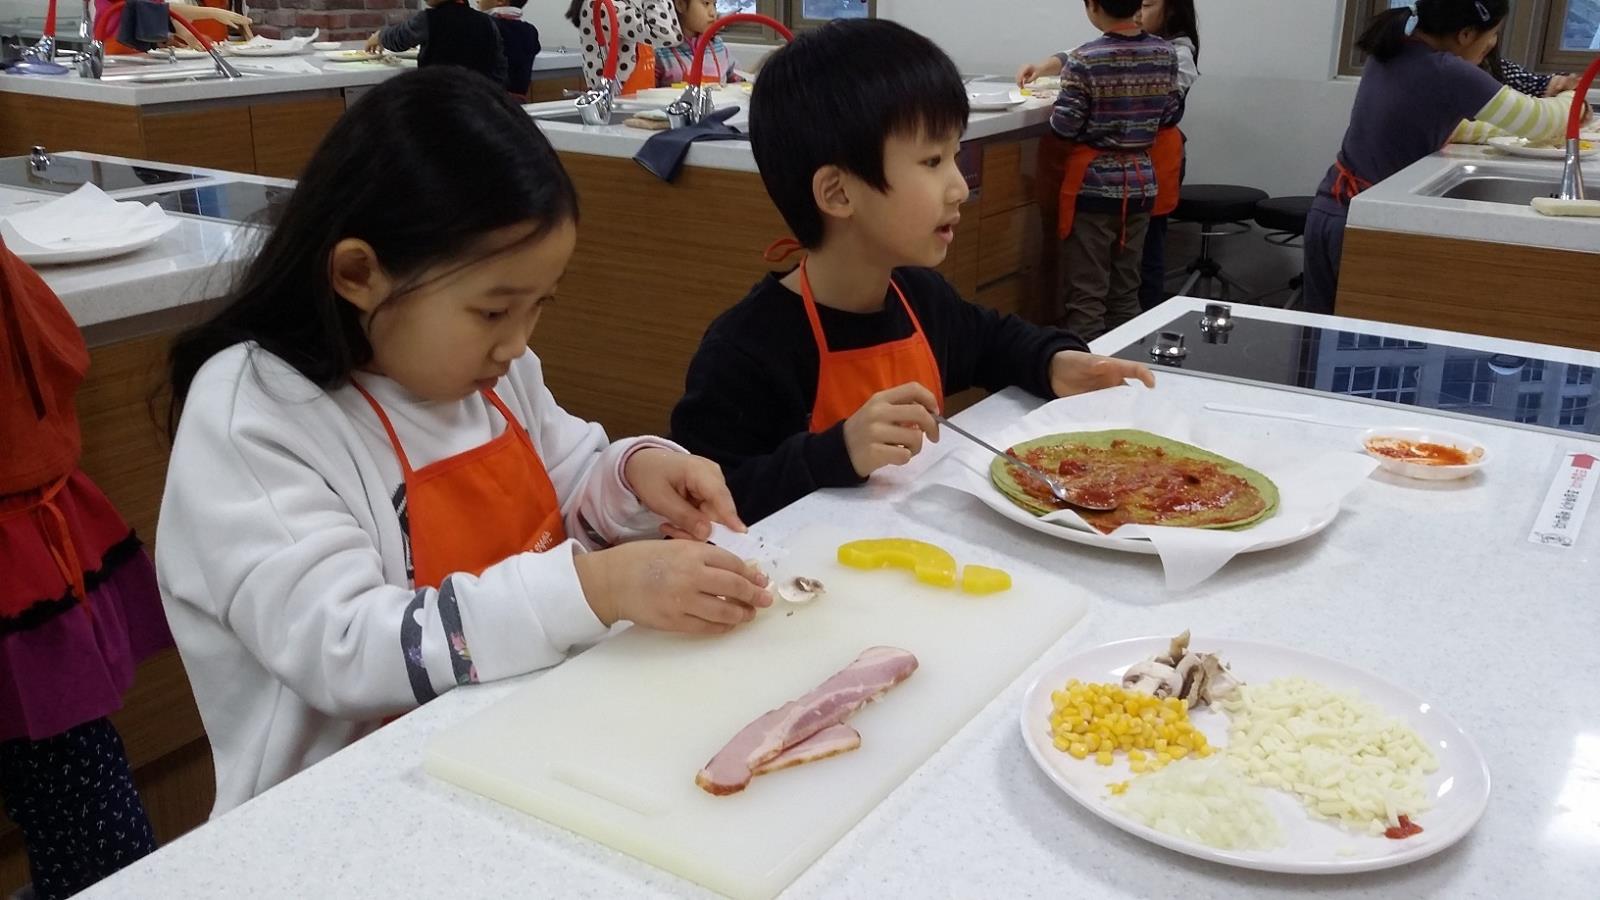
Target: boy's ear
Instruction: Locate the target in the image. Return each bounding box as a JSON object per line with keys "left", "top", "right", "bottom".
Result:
{"left": 812, "top": 164, "right": 854, "bottom": 225}
{"left": 329, "top": 238, "right": 393, "bottom": 314}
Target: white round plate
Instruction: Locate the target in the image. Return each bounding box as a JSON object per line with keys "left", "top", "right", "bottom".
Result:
{"left": 392, "top": 47, "right": 421, "bottom": 60}
{"left": 0, "top": 218, "right": 179, "bottom": 266}
{"left": 968, "top": 89, "right": 1025, "bottom": 111}
{"left": 1488, "top": 133, "right": 1599, "bottom": 159}
{"left": 966, "top": 421, "right": 1338, "bottom": 555}
{"left": 147, "top": 47, "right": 208, "bottom": 59}
{"left": 225, "top": 41, "right": 311, "bottom": 57}
{"left": 1019, "top": 636, "right": 1491, "bottom": 874}
{"left": 1361, "top": 426, "right": 1487, "bottom": 481}
{"left": 320, "top": 49, "right": 380, "bottom": 62}
{"left": 311, "top": 41, "right": 341, "bottom": 51}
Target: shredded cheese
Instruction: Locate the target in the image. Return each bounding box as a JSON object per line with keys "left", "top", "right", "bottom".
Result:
{"left": 1218, "top": 677, "right": 1439, "bottom": 835}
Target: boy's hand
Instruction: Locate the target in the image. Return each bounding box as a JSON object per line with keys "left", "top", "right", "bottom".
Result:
{"left": 364, "top": 32, "right": 383, "bottom": 53}
{"left": 624, "top": 448, "right": 747, "bottom": 542}
{"left": 1016, "top": 56, "right": 1061, "bottom": 88}
{"left": 1050, "top": 351, "right": 1156, "bottom": 398}
{"left": 842, "top": 382, "right": 941, "bottom": 477}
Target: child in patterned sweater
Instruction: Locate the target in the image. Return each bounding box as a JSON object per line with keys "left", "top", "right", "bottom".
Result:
{"left": 1023, "top": 0, "right": 1182, "bottom": 339}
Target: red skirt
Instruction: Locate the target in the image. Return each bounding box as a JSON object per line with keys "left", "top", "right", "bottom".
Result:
{"left": 0, "top": 470, "right": 173, "bottom": 742}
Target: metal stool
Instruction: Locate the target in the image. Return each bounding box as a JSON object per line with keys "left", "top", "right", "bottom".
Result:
{"left": 1167, "top": 184, "right": 1268, "bottom": 300}
{"left": 1251, "top": 196, "right": 1313, "bottom": 310}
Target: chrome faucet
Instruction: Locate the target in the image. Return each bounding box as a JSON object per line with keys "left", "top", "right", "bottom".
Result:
{"left": 666, "top": 13, "right": 791, "bottom": 126}
{"left": 1557, "top": 58, "right": 1600, "bottom": 202}
{"left": 29, "top": 146, "right": 51, "bottom": 173}
{"left": 75, "top": 0, "right": 103, "bottom": 79}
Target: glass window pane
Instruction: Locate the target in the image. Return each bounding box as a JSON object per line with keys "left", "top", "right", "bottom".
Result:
{"left": 1378, "top": 367, "right": 1399, "bottom": 390}
{"left": 1337, "top": 332, "right": 1356, "bottom": 350}
{"left": 1560, "top": 0, "right": 1600, "bottom": 51}
{"left": 1403, "top": 366, "right": 1421, "bottom": 388}
{"left": 803, "top": 0, "right": 869, "bottom": 19}
{"left": 1354, "top": 367, "right": 1376, "bottom": 392}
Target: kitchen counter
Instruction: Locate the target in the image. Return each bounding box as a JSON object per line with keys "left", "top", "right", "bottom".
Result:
{"left": 73, "top": 298, "right": 1600, "bottom": 900}
{"left": 0, "top": 152, "right": 285, "bottom": 330}
{"left": 1349, "top": 143, "right": 1600, "bottom": 255}
{"left": 0, "top": 47, "right": 582, "bottom": 106}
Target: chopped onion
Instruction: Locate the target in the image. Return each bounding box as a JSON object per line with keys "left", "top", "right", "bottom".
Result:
{"left": 1218, "top": 677, "right": 1439, "bottom": 835}
{"left": 1112, "top": 757, "right": 1283, "bottom": 850}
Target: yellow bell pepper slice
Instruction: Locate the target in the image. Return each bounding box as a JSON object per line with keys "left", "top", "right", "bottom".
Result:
{"left": 960, "top": 565, "right": 1012, "bottom": 595}
{"left": 837, "top": 539, "right": 958, "bottom": 588}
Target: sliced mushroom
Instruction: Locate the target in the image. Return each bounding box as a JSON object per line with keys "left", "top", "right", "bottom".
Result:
{"left": 1121, "top": 660, "right": 1180, "bottom": 696}
{"left": 1172, "top": 653, "right": 1206, "bottom": 707}
{"left": 776, "top": 576, "right": 826, "bottom": 605}
{"left": 1198, "top": 653, "right": 1241, "bottom": 702}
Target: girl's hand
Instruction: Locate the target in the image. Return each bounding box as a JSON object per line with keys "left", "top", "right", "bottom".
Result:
{"left": 575, "top": 541, "right": 773, "bottom": 634}
{"left": 1546, "top": 74, "right": 1579, "bottom": 97}
{"left": 1049, "top": 351, "right": 1156, "bottom": 398}
{"left": 625, "top": 448, "right": 746, "bottom": 542}
{"left": 364, "top": 32, "right": 383, "bottom": 54}
{"left": 182, "top": 6, "right": 254, "bottom": 38}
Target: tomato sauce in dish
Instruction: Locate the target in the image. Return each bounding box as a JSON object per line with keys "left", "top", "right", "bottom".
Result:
{"left": 1364, "top": 438, "right": 1476, "bottom": 467}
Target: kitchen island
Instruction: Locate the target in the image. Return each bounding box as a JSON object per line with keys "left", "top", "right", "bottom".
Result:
{"left": 64, "top": 298, "right": 1600, "bottom": 900}
{"left": 0, "top": 47, "right": 584, "bottom": 176}
{"left": 1336, "top": 143, "right": 1600, "bottom": 351}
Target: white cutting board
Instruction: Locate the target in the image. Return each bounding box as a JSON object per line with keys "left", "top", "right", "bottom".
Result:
{"left": 424, "top": 526, "right": 1091, "bottom": 899}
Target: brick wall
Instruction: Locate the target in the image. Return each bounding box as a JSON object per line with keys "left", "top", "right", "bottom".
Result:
{"left": 247, "top": 0, "right": 416, "bottom": 43}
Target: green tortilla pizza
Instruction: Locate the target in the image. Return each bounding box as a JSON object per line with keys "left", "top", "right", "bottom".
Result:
{"left": 989, "top": 429, "right": 1279, "bottom": 534}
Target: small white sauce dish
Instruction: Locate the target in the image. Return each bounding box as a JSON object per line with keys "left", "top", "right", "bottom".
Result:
{"left": 1360, "top": 427, "right": 1488, "bottom": 481}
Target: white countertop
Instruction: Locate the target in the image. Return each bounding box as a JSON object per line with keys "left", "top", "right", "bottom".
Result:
{"left": 0, "top": 47, "right": 580, "bottom": 106}
{"left": 1349, "top": 144, "right": 1600, "bottom": 255}
{"left": 0, "top": 152, "right": 287, "bottom": 327}
{"left": 77, "top": 298, "right": 1600, "bottom": 899}
{"left": 529, "top": 89, "right": 1053, "bottom": 174}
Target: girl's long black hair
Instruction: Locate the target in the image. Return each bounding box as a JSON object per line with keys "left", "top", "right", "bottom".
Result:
{"left": 1152, "top": 0, "right": 1201, "bottom": 65}
{"left": 1358, "top": 0, "right": 1508, "bottom": 62}
{"left": 166, "top": 67, "right": 578, "bottom": 435}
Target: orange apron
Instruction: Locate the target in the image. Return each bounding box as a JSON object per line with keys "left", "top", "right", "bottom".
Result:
{"left": 352, "top": 383, "right": 566, "bottom": 589}
{"left": 621, "top": 44, "right": 656, "bottom": 96}
{"left": 1329, "top": 156, "right": 1374, "bottom": 207}
{"left": 1056, "top": 143, "right": 1151, "bottom": 244}
{"left": 1151, "top": 127, "right": 1184, "bottom": 218}
{"left": 796, "top": 258, "right": 945, "bottom": 434}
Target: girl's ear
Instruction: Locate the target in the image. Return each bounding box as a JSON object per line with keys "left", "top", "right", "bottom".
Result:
{"left": 329, "top": 238, "right": 392, "bottom": 314}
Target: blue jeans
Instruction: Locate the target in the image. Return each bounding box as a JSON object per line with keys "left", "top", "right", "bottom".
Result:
{"left": 1302, "top": 203, "right": 1346, "bottom": 315}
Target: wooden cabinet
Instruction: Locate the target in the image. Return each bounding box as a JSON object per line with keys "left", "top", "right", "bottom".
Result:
{"left": 250, "top": 97, "right": 347, "bottom": 179}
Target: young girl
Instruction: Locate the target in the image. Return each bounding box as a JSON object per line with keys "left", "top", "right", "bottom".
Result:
{"left": 1303, "top": 0, "right": 1575, "bottom": 313}
{"left": 365, "top": 0, "right": 507, "bottom": 87}
{"left": 2, "top": 240, "right": 171, "bottom": 898}
{"left": 564, "top": 0, "right": 683, "bottom": 91}
{"left": 655, "top": 0, "right": 742, "bottom": 87}
{"left": 1134, "top": 0, "right": 1199, "bottom": 311}
{"left": 156, "top": 68, "right": 771, "bottom": 817}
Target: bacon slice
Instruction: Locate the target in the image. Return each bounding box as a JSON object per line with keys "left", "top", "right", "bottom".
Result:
{"left": 751, "top": 724, "right": 861, "bottom": 776}
{"left": 696, "top": 646, "right": 918, "bottom": 796}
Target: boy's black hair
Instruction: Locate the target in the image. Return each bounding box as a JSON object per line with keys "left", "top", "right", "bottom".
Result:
{"left": 749, "top": 19, "right": 969, "bottom": 249}
{"left": 1091, "top": 0, "right": 1142, "bottom": 20}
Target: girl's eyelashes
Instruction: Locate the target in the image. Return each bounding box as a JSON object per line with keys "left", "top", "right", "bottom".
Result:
{"left": 923, "top": 155, "right": 944, "bottom": 168}
{"left": 478, "top": 308, "right": 509, "bottom": 321}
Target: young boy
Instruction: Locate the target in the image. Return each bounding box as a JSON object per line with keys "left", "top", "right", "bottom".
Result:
{"left": 1023, "top": 0, "right": 1182, "bottom": 338}
{"left": 670, "top": 19, "right": 1154, "bottom": 524}
{"left": 366, "top": 0, "right": 507, "bottom": 87}
{"left": 479, "top": 0, "right": 541, "bottom": 98}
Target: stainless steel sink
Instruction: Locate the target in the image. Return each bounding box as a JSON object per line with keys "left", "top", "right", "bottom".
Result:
{"left": 1416, "top": 163, "right": 1562, "bottom": 205}
{"left": 530, "top": 110, "right": 608, "bottom": 126}
{"left": 97, "top": 66, "right": 258, "bottom": 84}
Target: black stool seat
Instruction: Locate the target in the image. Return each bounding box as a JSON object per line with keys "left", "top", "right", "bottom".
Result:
{"left": 1174, "top": 184, "right": 1269, "bottom": 224}
{"left": 1254, "top": 196, "right": 1313, "bottom": 235}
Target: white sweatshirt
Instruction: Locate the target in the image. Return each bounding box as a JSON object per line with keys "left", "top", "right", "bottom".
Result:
{"left": 157, "top": 343, "right": 673, "bottom": 816}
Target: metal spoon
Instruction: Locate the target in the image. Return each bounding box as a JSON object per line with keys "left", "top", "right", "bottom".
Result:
{"left": 934, "top": 415, "right": 1118, "bottom": 512}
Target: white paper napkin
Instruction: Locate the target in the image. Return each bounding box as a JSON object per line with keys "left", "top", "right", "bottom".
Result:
{"left": 226, "top": 29, "right": 319, "bottom": 54}
{"left": 0, "top": 184, "right": 173, "bottom": 254}
{"left": 923, "top": 385, "right": 1379, "bottom": 590}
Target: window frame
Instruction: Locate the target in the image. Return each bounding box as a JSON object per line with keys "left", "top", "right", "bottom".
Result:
{"left": 1337, "top": 0, "right": 1596, "bottom": 76}
{"left": 714, "top": 0, "right": 876, "bottom": 41}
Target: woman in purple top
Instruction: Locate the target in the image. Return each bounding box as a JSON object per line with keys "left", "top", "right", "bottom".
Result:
{"left": 1303, "top": 0, "right": 1575, "bottom": 313}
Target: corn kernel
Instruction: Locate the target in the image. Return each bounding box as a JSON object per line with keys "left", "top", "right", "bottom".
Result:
{"left": 1068, "top": 743, "right": 1089, "bottom": 759}
{"left": 1128, "top": 749, "right": 1146, "bottom": 762}
{"left": 1095, "top": 751, "right": 1114, "bottom": 766}
{"left": 1130, "top": 759, "right": 1148, "bottom": 773}
{"left": 1170, "top": 745, "right": 1189, "bottom": 759}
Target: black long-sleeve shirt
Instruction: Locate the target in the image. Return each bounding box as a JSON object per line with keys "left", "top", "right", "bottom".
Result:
{"left": 670, "top": 267, "right": 1088, "bottom": 523}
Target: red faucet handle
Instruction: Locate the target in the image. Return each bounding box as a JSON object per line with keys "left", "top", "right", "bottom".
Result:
{"left": 589, "top": 0, "right": 622, "bottom": 83}
{"left": 1568, "top": 58, "right": 1600, "bottom": 140}
{"left": 688, "top": 13, "right": 793, "bottom": 86}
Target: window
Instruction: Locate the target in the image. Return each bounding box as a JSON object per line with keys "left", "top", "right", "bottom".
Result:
{"left": 1517, "top": 392, "right": 1544, "bottom": 423}
{"left": 1522, "top": 359, "right": 1547, "bottom": 382}
{"left": 1331, "top": 364, "right": 1421, "bottom": 403}
{"left": 1561, "top": 396, "right": 1588, "bottom": 426}
{"left": 1565, "top": 365, "right": 1596, "bottom": 385}
{"left": 1339, "top": 1, "right": 1598, "bottom": 77}
{"left": 1439, "top": 357, "right": 1496, "bottom": 407}
{"left": 1335, "top": 331, "right": 1427, "bottom": 350}
{"left": 714, "top": 0, "right": 873, "bottom": 36}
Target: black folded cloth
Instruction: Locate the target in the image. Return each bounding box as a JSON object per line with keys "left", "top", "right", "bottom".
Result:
{"left": 118, "top": 0, "right": 177, "bottom": 53}
{"left": 632, "top": 107, "right": 746, "bottom": 183}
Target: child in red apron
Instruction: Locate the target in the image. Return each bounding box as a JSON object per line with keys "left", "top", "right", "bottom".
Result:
{"left": 157, "top": 69, "right": 767, "bottom": 817}
{"left": 564, "top": 0, "right": 683, "bottom": 91}
{"left": 669, "top": 20, "right": 1155, "bottom": 525}
{"left": 0, "top": 238, "right": 171, "bottom": 899}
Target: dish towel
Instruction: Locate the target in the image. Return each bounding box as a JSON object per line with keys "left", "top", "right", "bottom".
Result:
{"left": 633, "top": 107, "right": 744, "bottom": 183}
